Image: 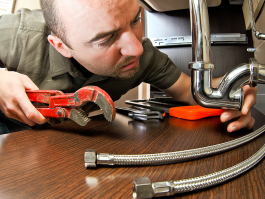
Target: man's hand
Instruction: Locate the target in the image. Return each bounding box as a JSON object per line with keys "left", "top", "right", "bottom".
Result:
{"left": 164, "top": 73, "right": 257, "bottom": 133}
{"left": 220, "top": 85, "right": 257, "bottom": 133}
{"left": 0, "top": 70, "right": 48, "bottom": 126}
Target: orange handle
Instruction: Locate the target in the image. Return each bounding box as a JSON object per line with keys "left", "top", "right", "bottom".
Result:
{"left": 169, "top": 105, "right": 224, "bottom": 120}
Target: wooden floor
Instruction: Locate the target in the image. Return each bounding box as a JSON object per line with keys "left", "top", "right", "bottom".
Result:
{"left": 0, "top": 108, "right": 264, "bottom": 198}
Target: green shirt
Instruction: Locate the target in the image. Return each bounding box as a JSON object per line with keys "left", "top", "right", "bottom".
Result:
{"left": 0, "top": 8, "right": 181, "bottom": 102}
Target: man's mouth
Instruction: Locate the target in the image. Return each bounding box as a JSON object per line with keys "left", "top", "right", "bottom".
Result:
{"left": 119, "top": 57, "right": 140, "bottom": 72}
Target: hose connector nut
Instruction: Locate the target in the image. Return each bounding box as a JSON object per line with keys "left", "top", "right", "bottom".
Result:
{"left": 133, "top": 177, "right": 154, "bottom": 199}
{"left": 84, "top": 149, "right": 97, "bottom": 168}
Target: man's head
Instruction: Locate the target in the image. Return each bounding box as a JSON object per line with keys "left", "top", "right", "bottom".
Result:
{"left": 40, "top": 0, "right": 70, "bottom": 47}
{"left": 40, "top": 0, "right": 143, "bottom": 80}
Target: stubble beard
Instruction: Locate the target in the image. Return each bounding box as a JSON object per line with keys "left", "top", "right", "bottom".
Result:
{"left": 114, "top": 56, "right": 140, "bottom": 80}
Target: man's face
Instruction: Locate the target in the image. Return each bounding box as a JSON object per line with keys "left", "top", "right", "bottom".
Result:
{"left": 59, "top": 0, "right": 143, "bottom": 79}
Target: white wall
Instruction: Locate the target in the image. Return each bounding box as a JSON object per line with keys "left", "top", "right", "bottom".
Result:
{"left": 14, "top": 0, "right": 40, "bottom": 13}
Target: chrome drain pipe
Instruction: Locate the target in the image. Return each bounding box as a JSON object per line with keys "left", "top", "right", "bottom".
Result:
{"left": 133, "top": 142, "right": 265, "bottom": 198}
{"left": 84, "top": 125, "right": 265, "bottom": 168}
{"left": 189, "top": 0, "right": 265, "bottom": 110}
{"left": 191, "top": 58, "right": 265, "bottom": 109}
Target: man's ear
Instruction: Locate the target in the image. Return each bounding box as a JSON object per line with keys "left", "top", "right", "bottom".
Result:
{"left": 48, "top": 35, "right": 72, "bottom": 58}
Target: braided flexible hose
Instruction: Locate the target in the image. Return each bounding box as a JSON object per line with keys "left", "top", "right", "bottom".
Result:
{"left": 85, "top": 125, "right": 265, "bottom": 167}
{"left": 133, "top": 142, "right": 265, "bottom": 198}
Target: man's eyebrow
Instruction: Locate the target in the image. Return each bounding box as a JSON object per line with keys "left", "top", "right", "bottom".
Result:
{"left": 133, "top": 6, "right": 142, "bottom": 22}
{"left": 88, "top": 29, "right": 121, "bottom": 44}
{"left": 88, "top": 6, "right": 142, "bottom": 44}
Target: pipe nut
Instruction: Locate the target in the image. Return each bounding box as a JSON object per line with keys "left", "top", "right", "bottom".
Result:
{"left": 84, "top": 149, "right": 97, "bottom": 168}
{"left": 188, "top": 62, "right": 215, "bottom": 70}
{"left": 133, "top": 177, "right": 154, "bottom": 199}
{"left": 249, "top": 58, "right": 259, "bottom": 87}
{"left": 152, "top": 181, "right": 175, "bottom": 197}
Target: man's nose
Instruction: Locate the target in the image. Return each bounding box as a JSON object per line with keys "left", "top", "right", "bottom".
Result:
{"left": 120, "top": 30, "right": 143, "bottom": 57}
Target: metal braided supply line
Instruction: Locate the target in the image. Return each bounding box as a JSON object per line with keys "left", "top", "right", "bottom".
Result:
{"left": 133, "top": 142, "right": 265, "bottom": 198}
{"left": 85, "top": 125, "right": 265, "bottom": 167}
{"left": 249, "top": 0, "right": 265, "bottom": 40}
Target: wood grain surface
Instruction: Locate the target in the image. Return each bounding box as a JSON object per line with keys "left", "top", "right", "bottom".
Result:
{"left": 0, "top": 108, "right": 264, "bottom": 199}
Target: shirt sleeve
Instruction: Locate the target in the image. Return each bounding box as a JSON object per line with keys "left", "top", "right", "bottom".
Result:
{"left": 0, "top": 12, "right": 21, "bottom": 70}
{"left": 140, "top": 38, "right": 181, "bottom": 90}
{"left": 0, "top": 9, "right": 50, "bottom": 73}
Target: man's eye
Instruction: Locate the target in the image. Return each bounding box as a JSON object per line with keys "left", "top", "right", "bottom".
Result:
{"left": 131, "top": 16, "right": 141, "bottom": 26}
{"left": 98, "top": 34, "right": 116, "bottom": 47}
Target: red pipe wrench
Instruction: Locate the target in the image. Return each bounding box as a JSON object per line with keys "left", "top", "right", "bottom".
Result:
{"left": 26, "top": 86, "right": 116, "bottom": 126}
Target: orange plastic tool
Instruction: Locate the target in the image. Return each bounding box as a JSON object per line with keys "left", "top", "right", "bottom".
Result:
{"left": 169, "top": 105, "right": 224, "bottom": 120}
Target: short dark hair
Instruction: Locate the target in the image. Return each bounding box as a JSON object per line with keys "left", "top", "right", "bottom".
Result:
{"left": 40, "top": 0, "right": 72, "bottom": 48}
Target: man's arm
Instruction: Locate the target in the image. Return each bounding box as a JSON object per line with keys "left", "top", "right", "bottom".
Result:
{"left": 0, "top": 69, "right": 47, "bottom": 126}
{"left": 0, "top": 10, "right": 50, "bottom": 126}
{"left": 162, "top": 72, "right": 257, "bottom": 133}
{"left": 161, "top": 72, "right": 195, "bottom": 105}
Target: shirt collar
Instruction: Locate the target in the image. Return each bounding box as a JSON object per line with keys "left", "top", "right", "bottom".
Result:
{"left": 49, "top": 44, "right": 70, "bottom": 77}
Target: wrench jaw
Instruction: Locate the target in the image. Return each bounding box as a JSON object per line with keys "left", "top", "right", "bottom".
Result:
{"left": 94, "top": 92, "right": 116, "bottom": 122}
{"left": 69, "top": 97, "right": 115, "bottom": 126}
{"left": 73, "top": 86, "right": 116, "bottom": 124}
{"left": 67, "top": 86, "right": 116, "bottom": 125}
{"left": 69, "top": 108, "right": 91, "bottom": 126}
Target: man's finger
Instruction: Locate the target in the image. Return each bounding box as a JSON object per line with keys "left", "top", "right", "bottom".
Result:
{"left": 18, "top": 92, "right": 48, "bottom": 125}
{"left": 242, "top": 86, "right": 257, "bottom": 115}
{"left": 10, "top": 72, "right": 40, "bottom": 91}
{"left": 1, "top": 103, "right": 36, "bottom": 126}
{"left": 4, "top": 109, "right": 36, "bottom": 126}
{"left": 226, "top": 112, "right": 252, "bottom": 133}
{"left": 246, "top": 117, "right": 255, "bottom": 129}
{"left": 220, "top": 110, "right": 242, "bottom": 123}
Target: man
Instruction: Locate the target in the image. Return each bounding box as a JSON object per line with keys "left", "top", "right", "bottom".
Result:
{"left": 0, "top": 0, "right": 256, "bottom": 132}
